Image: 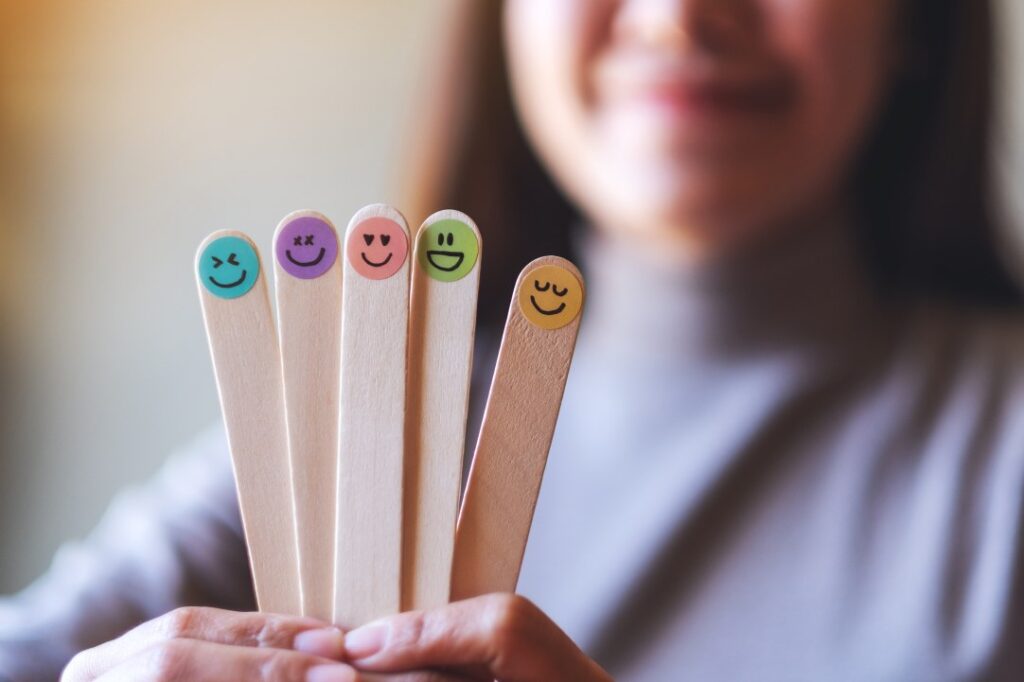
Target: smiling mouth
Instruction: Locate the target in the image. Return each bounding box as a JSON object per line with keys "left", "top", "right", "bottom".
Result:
{"left": 361, "top": 252, "right": 393, "bottom": 268}
{"left": 529, "top": 296, "right": 566, "bottom": 316}
{"left": 285, "top": 248, "right": 326, "bottom": 267}
{"left": 208, "top": 271, "right": 248, "bottom": 289}
{"left": 426, "top": 250, "right": 465, "bottom": 272}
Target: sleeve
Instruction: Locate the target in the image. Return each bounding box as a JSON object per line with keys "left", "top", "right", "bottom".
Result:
{"left": 0, "top": 425, "right": 255, "bottom": 682}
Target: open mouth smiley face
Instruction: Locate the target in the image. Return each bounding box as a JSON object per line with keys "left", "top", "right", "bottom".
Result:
{"left": 347, "top": 216, "right": 409, "bottom": 280}
{"left": 417, "top": 218, "right": 479, "bottom": 282}
{"left": 518, "top": 264, "right": 583, "bottom": 329}
{"left": 199, "top": 235, "right": 260, "bottom": 299}
{"left": 275, "top": 214, "right": 339, "bottom": 279}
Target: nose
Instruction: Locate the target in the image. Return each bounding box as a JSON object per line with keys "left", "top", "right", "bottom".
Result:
{"left": 612, "top": 0, "right": 754, "bottom": 53}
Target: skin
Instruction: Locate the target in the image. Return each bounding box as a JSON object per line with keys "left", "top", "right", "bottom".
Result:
{"left": 66, "top": 0, "right": 902, "bottom": 679}
{"left": 505, "top": 0, "right": 899, "bottom": 262}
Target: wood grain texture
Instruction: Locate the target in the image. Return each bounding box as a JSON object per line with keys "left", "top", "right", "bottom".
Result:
{"left": 449, "top": 256, "right": 584, "bottom": 601}
{"left": 402, "top": 210, "right": 481, "bottom": 611}
{"left": 273, "top": 210, "right": 342, "bottom": 621}
{"left": 196, "top": 230, "right": 301, "bottom": 614}
{"left": 334, "top": 204, "right": 411, "bottom": 628}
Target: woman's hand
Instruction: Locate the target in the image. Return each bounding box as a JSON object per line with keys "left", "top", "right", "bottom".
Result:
{"left": 343, "top": 594, "right": 613, "bottom": 682}
{"left": 60, "top": 606, "right": 436, "bottom": 681}
{"left": 61, "top": 596, "right": 611, "bottom": 681}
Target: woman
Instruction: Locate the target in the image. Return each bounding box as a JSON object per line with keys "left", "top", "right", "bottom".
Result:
{"left": 3, "top": 0, "right": 1023, "bottom": 679}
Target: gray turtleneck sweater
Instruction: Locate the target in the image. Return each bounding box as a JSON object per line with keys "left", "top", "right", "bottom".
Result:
{"left": 3, "top": 224, "right": 1024, "bottom": 681}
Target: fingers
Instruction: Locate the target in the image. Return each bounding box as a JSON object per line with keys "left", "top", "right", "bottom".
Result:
{"left": 342, "top": 594, "right": 613, "bottom": 682}
{"left": 356, "top": 674, "right": 476, "bottom": 682}
{"left": 91, "top": 639, "right": 354, "bottom": 682}
{"left": 63, "top": 607, "right": 344, "bottom": 681}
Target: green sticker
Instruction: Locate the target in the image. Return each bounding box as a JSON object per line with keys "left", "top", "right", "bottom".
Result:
{"left": 417, "top": 219, "right": 479, "bottom": 282}
{"left": 198, "top": 235, "right": 260, "bottom": 299}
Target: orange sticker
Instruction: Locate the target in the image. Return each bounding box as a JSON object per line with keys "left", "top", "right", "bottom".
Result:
{"left": 347, "top": 217, "right": 409, "bottom": 280}
{"left": 517, "top": 264, "right": 583, "bottom": 329}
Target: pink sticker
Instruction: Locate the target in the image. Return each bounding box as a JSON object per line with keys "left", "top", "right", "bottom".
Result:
{"left": 347, "top": 217, "right": 409, "bottom": 280}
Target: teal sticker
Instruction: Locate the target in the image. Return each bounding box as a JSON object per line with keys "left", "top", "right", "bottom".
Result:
{"left": 199, "top": 235, "right": 260, "bottom": 299}
{"left": 417, "top": 219, "right": 479, "bottom": 282}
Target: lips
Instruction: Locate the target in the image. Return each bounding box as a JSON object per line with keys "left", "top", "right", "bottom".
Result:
{"left": 595, "top": 53, "right": 793, "bottom": 120}
{"left": 426, "top": 250, "right": 465, "bottom": 273}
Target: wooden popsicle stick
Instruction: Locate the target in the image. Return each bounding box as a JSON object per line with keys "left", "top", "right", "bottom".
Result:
{"left": 334, "top": 204, "right": 411, "bottom": 628}
{"left": 450, "top": 255, "right": 585, "bottom": 601}
{"left": 273, "top": 210, "right": 343, "bottom": 621}
{"left": 402, "top": 210, "right": 482, "bottom": 611}
{"left": 195, "top": 230, "right": 301, "bottom": 614}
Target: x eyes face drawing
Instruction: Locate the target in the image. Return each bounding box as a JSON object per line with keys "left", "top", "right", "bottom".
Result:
{"left": 199, "top": 236, "right": 260, "bottom": 299}
{"left": 347, "top": 217, "right": 409, "bottom": 280}
{"left": 417, "top": 219, "right": 479, "bottom": 282}
{"left": 275, "top": 215, "right": 339, "bottom": 279}
{"left": 518, "top": 264, "right": 583, "bottom": 329}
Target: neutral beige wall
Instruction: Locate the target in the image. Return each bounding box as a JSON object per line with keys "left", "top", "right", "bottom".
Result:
{"left": 997, "top": 0, "right": 1024, "bottom": 257}
{"left": 0, "top": 1, "right": 450, "bottom": 591}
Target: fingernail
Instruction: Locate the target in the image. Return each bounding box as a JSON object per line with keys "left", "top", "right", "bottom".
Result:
{"left": 343, "top": 622, "right": 387, "bottom": 660}
{"left": 306, "top": 664, "right": 356, "bottom": 682}
{"left": 294, "top": 627, "right": 346, "bottom": 659}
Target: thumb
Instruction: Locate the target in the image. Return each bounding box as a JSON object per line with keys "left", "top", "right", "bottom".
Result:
{"left": 341, "top": 594, "right": 612, "bottom": 682}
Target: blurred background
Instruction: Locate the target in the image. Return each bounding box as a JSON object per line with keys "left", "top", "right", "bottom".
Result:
{"left": 0, "top": 0, "right": 1023, "bottom": 594}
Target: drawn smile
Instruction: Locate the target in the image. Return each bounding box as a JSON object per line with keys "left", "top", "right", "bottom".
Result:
{"left": 425, "top": 250, "right": 465, "bottom": 272}
{"left": 361, "top": 252, "right": 394, "bottom": 268}
{"left": 285, "top": 248, "right": 326, "bottom": 267}
{"left": 529, "top": 296, "right": 566, "bottom": 316}
{"left": 208, "top": 271, "right": 248, "bottom": 289}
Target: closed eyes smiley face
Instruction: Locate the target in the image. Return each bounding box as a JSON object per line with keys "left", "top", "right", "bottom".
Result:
{"left": 417, "top": 219, "right": 479, "bottom": 282}
{"left": 518, "top": 264, "right": 583, "bottom": 329}
{"left": 275, "top": 215, "right": 339, "bottom": 279}
{"left": 198, "top": 235, "right": 260, "bottom": 299}
{"left": 347, "top": 216, "right": 409, "bottom": 280}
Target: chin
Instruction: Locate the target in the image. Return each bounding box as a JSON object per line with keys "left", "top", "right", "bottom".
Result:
{"left": 600, "top": 163, "right": 779, "bottom": 237}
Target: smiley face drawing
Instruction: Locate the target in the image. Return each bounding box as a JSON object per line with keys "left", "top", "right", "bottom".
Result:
{"left": 347, "top": 216, "right": 409, "bottom": 280}
{"left": 275, "top": 215, "right": 339, "bottom": 279}
{"left": 199, "top": 235, "right": 260, "bottom": 299}
{"left": 417, "top": 219, "right": 480, "bottom": 282}
{"left": 518, "top": 263, "right": 583, "bottom": 329}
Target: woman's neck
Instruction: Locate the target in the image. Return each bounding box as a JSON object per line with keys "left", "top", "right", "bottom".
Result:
{"left": 576, "top": 211, "right": 891, "bottom": 368}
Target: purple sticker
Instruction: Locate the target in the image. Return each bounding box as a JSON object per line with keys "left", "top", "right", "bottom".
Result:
{"left": 275, "top": 215, "right": 339, "bottom": 279}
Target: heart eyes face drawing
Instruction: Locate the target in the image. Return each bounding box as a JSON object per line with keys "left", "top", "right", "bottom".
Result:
{"left": 417, "top": 219, "right": 480, "bottom": 282}
{"left": 275, "top": 215, "right": 339, "bottom": 279}
{"left": 347, "top": 217, "right": 409, "bottom": 280}
{"left": 199, "top": 236, "right": 260, "bottom": 299}
{"left": 518, "top": 264, "right": 583, "bottom": 329}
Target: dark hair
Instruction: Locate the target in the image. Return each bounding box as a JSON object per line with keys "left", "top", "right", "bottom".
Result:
{"left": 414, "top": 0, "right": 1019, "bottom": 327}
{"left": 855, "top": 0, "right": 1020, "bottom": 306}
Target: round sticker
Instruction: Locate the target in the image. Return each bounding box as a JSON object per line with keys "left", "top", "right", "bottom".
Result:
{"left": 347, "top": 217, "right": 409, "bottom": 280}
{"left": 416, "top": 219, "right": 479, "bottom": 282}
{"left": 275, "top": 215, "right": 339, "bottom": 279}
{"left": 517, "top": 264, "right": 583, "bottom": 329}
{"left": 199, "top": 235, "right": 260, "bottom": 299}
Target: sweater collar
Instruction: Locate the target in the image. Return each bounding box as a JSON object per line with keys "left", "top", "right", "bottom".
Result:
{"left": 574, "top": 218, "right": 892, "bottom": 369}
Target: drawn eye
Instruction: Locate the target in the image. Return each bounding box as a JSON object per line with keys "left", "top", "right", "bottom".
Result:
{"left": 534, "top": 280, "right": 551, "bottom": 292}
{"left": 437, "top": 233, "right": 444, "bottom": 246}
{"left": 446, "top": 232, "right": 454, "bottom": 246}
{"left": 304, "top": 235, "right": 314, "bottom": 246}
{"left": 363, "top": 234, "right": 375, "bottom": 246}
{"left": 212, "top": 256, "right": 224, "bottom": 268}
{"left": 553, "top": 285, "right": 568, "bottom": 297}
{"left": 228, "top": 253, "right": 240, "bottom": 266}
{"left": 381, "top": 234, "right": 392, "bottom": 246}
{"left": 293, "top": 236, "right": 303, "bottom": 247}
